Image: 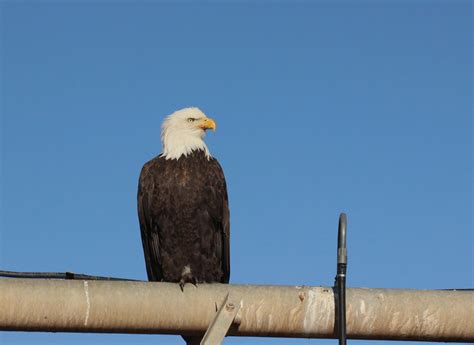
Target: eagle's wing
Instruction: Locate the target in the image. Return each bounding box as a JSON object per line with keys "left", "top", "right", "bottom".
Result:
{"left": 137, "top": 163, "right": 163, "bottom": 282}
{"left": 211, "top": 159, "right": 230, "bottom": 283}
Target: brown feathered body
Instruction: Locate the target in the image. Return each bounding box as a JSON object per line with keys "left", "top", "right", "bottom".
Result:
{"left": 137, "top": 149, "right": 230, "bottom": 286}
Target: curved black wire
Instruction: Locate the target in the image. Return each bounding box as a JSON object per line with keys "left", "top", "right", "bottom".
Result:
{"left": 0, "top": 270, "right": 141, "bottom": 281}
{"left": 335, "top": 213, "right": 347, "bottom": 345}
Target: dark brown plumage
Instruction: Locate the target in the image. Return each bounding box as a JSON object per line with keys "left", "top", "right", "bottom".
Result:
{"left": 137, "top": 149, "right": 230, "bottom": 286}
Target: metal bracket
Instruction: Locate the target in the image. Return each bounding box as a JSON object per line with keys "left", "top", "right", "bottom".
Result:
{"left": 200, "top": 292, "right": 242, "bottom": 345}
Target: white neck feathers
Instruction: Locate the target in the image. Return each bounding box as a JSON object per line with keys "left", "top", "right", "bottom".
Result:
{"left": 161, "top": 126, "right": 210, "bottom": 160}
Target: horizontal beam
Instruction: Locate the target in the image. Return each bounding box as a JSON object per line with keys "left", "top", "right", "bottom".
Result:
{"left": 0, "top": 278, "right": 472, "bottom": 342}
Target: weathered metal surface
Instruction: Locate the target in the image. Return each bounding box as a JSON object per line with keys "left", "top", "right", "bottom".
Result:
{"left": 200, "top": 292, "right": 242, "bottom": 345}
{"left": 0, "top": 279, "right": 472, "bottom": 342}
{"left": 346, "top": 288, "right": 473, "bottom": 342}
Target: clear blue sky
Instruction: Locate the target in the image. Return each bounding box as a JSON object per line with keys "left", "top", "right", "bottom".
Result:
{"left": 1, "top": 1, "right": 472, "bottom": 345}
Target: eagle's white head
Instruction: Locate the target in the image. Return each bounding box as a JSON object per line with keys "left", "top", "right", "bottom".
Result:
{"left": 161, "top": 107, "right": 216, "bottom": 160}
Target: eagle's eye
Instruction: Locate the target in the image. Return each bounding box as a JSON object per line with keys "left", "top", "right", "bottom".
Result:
{"left": 187, "top": 118, "right": 196, "bottom": 123}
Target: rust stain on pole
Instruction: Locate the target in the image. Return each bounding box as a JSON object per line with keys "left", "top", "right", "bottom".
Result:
{"left": 0, "top": 279, "right": 472, "bottom": 342}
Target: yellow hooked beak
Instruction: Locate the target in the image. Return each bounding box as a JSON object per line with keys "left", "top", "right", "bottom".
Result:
{"left": 199, "top": 117, "right": 217, "bottom": 131}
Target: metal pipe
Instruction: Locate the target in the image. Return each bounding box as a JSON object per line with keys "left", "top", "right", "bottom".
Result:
{"left": 0, "top": 278, "right": 472, "bottom": 342}
{"left": 335, "top": 213, "right": 348, "bottom": 345}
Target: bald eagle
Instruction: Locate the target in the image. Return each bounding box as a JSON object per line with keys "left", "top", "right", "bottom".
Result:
{"left": 137, "top": 107, "right": 230, "bottom": 289}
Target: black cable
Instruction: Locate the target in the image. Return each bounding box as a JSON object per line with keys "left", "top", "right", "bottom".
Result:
{"left": 335, "top": 213, "right": 347, "bottom": 345}
{"left": 0, "top": 270, "right": 140, "bottom": 281}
